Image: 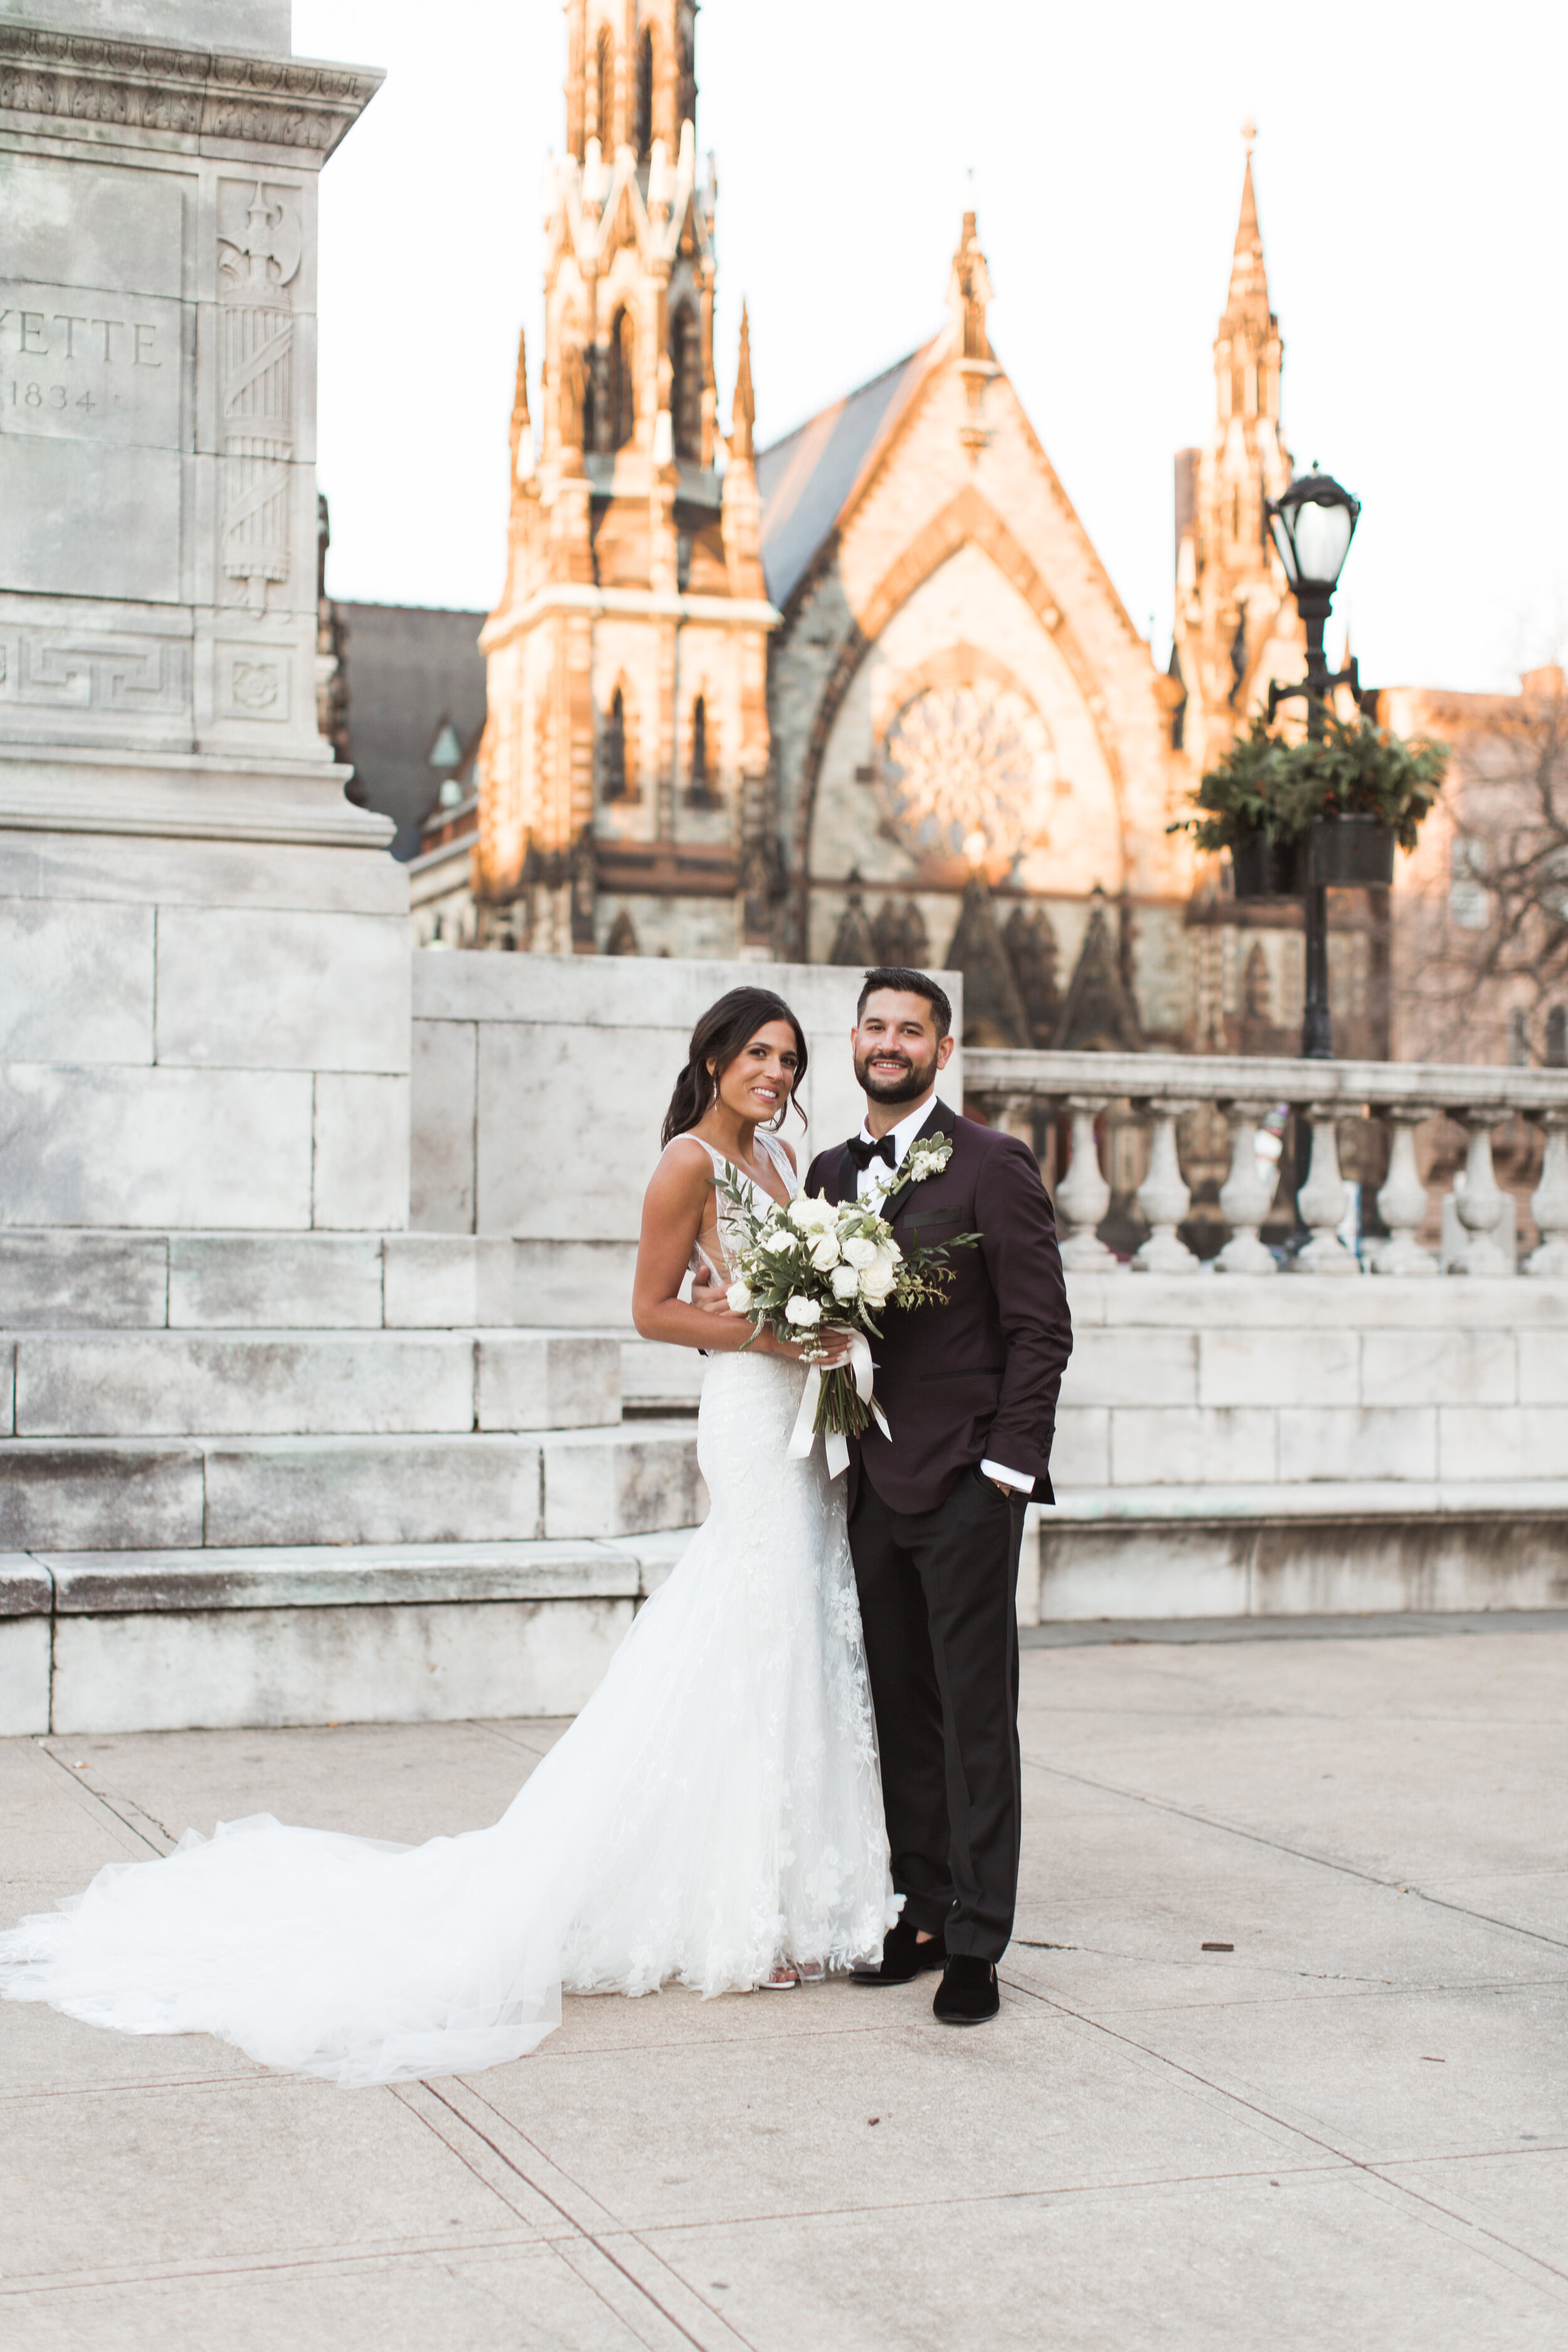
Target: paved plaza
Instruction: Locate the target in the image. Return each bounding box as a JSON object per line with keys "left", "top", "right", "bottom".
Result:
{"left": 3, "top": 1619, "right": 1565, "bottom": 2351}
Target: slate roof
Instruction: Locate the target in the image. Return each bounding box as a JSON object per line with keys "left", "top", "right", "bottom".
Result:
{"left": 756, "top": 342, "right": 938, "bottom": 612}
{"left": 339, "top": 601, "right": 489, "bottom": 861}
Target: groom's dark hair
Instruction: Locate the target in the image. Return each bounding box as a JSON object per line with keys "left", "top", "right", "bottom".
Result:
{"left": 857, "top": 967, "right": 952, "bottom": 1040}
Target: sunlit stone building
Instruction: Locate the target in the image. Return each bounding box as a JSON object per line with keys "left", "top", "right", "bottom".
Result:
{"left": 421, "top": 10, "right": 1403, "bottom": 1054}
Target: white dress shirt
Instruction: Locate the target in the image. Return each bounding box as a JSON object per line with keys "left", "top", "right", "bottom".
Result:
{"left": 857, "top": 1096, "right": 1034, "bottom": 1498}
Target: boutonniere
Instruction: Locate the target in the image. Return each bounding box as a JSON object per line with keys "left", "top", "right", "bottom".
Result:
{"left": 874, "top": 1131, "right": 955, "bottom": 1211}
{"left": 904, "top": 1134, "right": 954, "bottom": 1184}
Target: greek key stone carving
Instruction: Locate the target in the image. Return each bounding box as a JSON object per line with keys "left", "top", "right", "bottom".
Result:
{"left": 0, "top": 629, "right": 188, "bottom": 713}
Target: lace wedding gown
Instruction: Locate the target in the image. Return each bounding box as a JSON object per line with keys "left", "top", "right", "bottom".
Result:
{"left": 0, "top": 1131, "right": 894, "bottom": 2086}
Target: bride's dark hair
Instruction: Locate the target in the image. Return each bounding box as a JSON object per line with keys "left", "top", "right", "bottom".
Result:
{"left": 660, "top": 988, "right": 809, "bottom": 1147}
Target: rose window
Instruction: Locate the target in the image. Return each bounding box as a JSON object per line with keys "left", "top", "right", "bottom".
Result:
{"left": 880, "top": 682, "right": 1056, "bottom": 866}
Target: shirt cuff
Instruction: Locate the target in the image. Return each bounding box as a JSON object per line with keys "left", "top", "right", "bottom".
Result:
{"left": 980, "top": 1457, "right": 1034, "bottom": 1495}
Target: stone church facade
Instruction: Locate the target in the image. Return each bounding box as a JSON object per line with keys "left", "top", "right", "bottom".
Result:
{"left": 446, "top": 4, "right": 1345, "bottom": 1051}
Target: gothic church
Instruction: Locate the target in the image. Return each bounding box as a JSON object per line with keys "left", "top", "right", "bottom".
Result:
{"left": 449, "top": 1, "right": 1322, "bottom": 1052}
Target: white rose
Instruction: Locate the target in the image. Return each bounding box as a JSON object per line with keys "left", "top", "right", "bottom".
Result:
{"left": 762, "top": 1228, "right": 797, "bottom": 1254}
{"left": 789, "top": 1195, "right": 832, "bottom": 1231}
{"left": 785, "top": 1295, "right": 822, "bottom": 1327}
{"left": 858, "top": 1264, "right": 896, "bottom": 1303}
{"left": 726, "top": 1279, "right": 753, "bottom": 1312}
{"left": 830, "top": 1264, "right": 861, "bottom": 1301}
{"left": 810, "top": 1232, "right": 841, "bottom": 1271}
{"left": 876, "top": 1239, "right": 903, "bottom": 1269}
{"left": 840, "top": 1234, "right": 879, "bottom": 1269}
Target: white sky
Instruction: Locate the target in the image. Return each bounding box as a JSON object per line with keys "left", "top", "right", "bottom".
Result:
{"left": 295, "top": 0, "right": 1565, "bottom": 694}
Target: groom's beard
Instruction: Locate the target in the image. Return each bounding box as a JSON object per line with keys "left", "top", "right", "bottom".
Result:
{"left": 854, "top": 1045, "right": 939, "bottom": 1105}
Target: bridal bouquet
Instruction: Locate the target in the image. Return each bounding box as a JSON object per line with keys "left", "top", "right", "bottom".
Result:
{"left": 713, "top": 1139, "right": 975, "bottom": 1476}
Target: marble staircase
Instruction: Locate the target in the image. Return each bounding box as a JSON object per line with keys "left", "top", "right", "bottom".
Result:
{"left": 0, "top": 1228, "right": 704, "bottom": 1734}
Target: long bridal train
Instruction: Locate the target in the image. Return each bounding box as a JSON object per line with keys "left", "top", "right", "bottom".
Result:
{"left": 0, "top": 1336, "right": 894, "bottom": 2087}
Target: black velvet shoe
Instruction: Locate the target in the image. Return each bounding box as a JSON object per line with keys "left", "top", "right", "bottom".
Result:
{"left": 850, "top": 1914, "right": 947, "bottom": 1986}
{"left": 933, "top": 1954, "right": 1000, "bottom": 2025}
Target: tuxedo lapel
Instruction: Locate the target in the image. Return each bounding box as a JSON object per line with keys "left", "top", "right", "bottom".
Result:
{"left": 834, "top": 1143, "right": 857, "bottom": 1207}
{"left": 881, "top": 1101, "right": 952, "bottom": 1224}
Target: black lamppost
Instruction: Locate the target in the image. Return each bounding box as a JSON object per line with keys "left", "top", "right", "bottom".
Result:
{"left": 1266, "top": 465, "right": 1362, "bottom": 1058}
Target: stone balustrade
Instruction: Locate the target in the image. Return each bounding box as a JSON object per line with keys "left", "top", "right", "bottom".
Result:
{"left": 965, "top": 1049, "right": 1568, "bottom": 1277}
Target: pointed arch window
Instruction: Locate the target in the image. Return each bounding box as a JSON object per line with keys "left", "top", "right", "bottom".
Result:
{"left": 607, "top": 307, "right": 636, "bottom": 449}
{"left": 635, "top": 25, "right": 655, "bottom": 161}
{"left": 580, "top": 341, "right": 597, "bottom": 454}
{"left": 670, "top": 302, "right": 701, "bottom": 461}
{"left": 601, "top": 687, "right": 628, "bottom": 802}
{"left": 687, "top": 694, "right": 719, "bottom": 806}
{"left": 677, "top": 12, "right": 696, "bottom": 130}
{"left": 595, "top": 24, "right": 614, "bottom": 149}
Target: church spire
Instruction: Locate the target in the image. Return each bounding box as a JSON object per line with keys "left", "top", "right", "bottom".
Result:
{"left": 1221, "top": 124, "right": 1273, "bottom": 363}
{"left": 508, "top": 326, "right": 532, "bottom": 486}
{"left": 1170, "top": 124, "right": 1301, "bottom": 778}
{"left": 947, "top": 209, "right": 992, "bottom": 361}
{"left": 731, "top": 301, "right": 755, "bottom": 461}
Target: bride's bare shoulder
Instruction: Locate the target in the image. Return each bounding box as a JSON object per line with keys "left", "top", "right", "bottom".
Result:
{"left": 645, "top": 1133, "right": 716, "bottom": 1203}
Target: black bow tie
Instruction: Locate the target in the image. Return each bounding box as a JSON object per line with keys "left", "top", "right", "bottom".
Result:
{"left": 847, "top": 1133, "right": 898, "bottom": 1173}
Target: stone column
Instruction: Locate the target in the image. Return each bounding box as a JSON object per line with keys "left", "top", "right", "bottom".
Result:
{"left": 1292, "top": 1106, "right": 1359, "bottom": 1274}
{"left": 0, "top": 11, "right": 404, "bottom": 1234}
{"left": 1054, "top": 1099, "right": 1118, "bottom": 1272}
{"left": 1526, "top": 1111, "right": 1568, "bottom": 1277}
{"left": 1132, "top": 1104, "right": 1197, "bottom": 1272}
{"left": 1450, "top": 1109, "right": 1512, "bottom": 1276}
{"left": 1214, "top": 1100, "right": 1278, "bottom": 1274}
{"left": 1371, "top": 1107, "right": 1438, "bottom": 1275}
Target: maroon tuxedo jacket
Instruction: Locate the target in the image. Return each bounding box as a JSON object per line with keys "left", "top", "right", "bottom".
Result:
{"left": 805, "top": 1104, "right": 1073, "bottom": 1516}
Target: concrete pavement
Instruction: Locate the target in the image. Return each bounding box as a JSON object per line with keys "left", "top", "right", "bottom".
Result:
{"left": 3, "top": 1621, "right": 1565, "bottom": 2350}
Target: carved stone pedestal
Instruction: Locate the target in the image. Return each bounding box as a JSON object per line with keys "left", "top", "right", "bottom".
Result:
{"left": 0, "top": 10, "right": 398, "bottom": 1233}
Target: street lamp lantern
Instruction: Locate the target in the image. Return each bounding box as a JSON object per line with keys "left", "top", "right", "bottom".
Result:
{"left": 1264, "top": 464, "right": 1366, "bottom": 1062}
{"left": 1266, "top": 465, "right": 1361, "bottom": 608}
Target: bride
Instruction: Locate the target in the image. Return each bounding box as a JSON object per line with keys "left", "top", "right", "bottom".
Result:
{"left": 0, "top": 987, "right": 896, "bottom": 2086}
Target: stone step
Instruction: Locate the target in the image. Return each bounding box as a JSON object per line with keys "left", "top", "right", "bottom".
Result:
{"left": 617, "top": 1333, "right": 704, "bottom": 1413}
{"left": 0, "top": 1229, "right": 642, "bottom": 1333}
{"left": 0, "top": 1421, "right": 702, "bottom": 1551}
{"left": 1, "top": 1328, "right": 620, "bottom": 1437}
{"left": 0, "top": 1532, "right": 699, "bottom": 1734}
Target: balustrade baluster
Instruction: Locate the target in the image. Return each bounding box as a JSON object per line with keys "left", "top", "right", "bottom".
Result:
{"left": 1292, "top": 1104, "right": 1359, "bottom": 1273}
{"left": 1054, "top": 1099, "right": 1119, "bottom": 1271}
{"left": 1450, "top": 1108, "right": 1512, "bottom": 1276}
{"left": 957, "top": 1050, "right": 1568, "bottom": 1283}
{"left": 1133, "top": 1103, "right": 1197, "bottom": 1272}
{"left": 1370, "top": 1106, "right": 1438, "bottom": 1275}
{"left": 1526, "top": 1110, "right": 1568, "bottom": 1276}
{"left": 1214, "top": 1100, "right": 1278, "bottom": 1273}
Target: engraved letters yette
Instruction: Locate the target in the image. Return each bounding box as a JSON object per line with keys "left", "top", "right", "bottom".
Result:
{"left": 218, "top": 182, "right": 301, "bottom": 618}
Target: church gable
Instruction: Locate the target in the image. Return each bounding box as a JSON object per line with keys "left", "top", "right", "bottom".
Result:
{"left": 766, "top": 215, "right": 1185, "bottom": 1009}
{"left": 807, "top": 542, "right": 1125, "bottom": 914}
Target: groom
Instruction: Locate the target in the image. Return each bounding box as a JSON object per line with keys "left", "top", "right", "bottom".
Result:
{"left": 808, "top": 967, "right": 1071, "bottom": 2025}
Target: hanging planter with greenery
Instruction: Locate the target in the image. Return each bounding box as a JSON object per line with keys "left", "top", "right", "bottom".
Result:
{"left": 1171, "top": 711, "right": 1448, "bottom": 898}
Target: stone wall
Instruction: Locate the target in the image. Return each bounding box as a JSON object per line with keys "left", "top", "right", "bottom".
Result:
{"left": 1030, "top": 1271, "right": 1568, "bottom": 1622}
{"left": 408, "top": 950, "right": 967, "bottom": 1318}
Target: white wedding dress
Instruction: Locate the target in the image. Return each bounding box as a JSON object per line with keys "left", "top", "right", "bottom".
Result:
{"left": 0, "top": 1131, "right": 895, "bottom": 2086}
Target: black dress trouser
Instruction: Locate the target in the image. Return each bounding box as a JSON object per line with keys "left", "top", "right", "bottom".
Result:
{"left": 849, "top": 1465, "right": 1027, "bottom": 1962}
